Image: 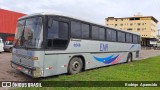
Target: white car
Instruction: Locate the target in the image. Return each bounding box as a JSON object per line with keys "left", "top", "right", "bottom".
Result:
{"left": 0, "top": 38, "right": 4, "bottom": 53}
{"left": 3, "top": 41, "right": 13, "bottom": 52}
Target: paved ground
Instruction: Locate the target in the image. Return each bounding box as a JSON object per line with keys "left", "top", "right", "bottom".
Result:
{"left": 138, "top": 50, "right": 160, "bottom": 60}
{"left": 0, "top": 50, "right": 160, "bottom": 81}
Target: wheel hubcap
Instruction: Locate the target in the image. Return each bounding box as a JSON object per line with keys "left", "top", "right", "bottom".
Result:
{"left": 72, "top": 61, "right": 80, "bottom": 71}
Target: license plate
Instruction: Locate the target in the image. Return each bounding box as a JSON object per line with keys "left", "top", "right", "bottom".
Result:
{"left": 17, "top": 66, "right": 23, "bottom": 70}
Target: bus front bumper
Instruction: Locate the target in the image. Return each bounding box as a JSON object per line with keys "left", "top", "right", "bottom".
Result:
{"left": 11, "top": 61, "right": 42, "bottom": 78}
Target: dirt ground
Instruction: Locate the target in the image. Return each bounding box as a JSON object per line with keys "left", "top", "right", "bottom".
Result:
{"left": 0, "top": 52, "right": 32, "bottom": 81}
{"left": 0, "top": 50, "right": 160, "bottom": 81}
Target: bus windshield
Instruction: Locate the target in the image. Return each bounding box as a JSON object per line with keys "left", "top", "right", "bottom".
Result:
{"left": 14, "top": 17, "right": 43, "bottom": 49}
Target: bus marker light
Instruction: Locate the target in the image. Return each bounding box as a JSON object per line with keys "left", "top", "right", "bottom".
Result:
{"left": 61, "top": 65, "right": 67, "bottom": 67}
{"left": 31, "top": 57, "right": 38, "bottom": 60}
{"left": 86, "top": 62, "right": 91, "bottom": 64}
{"left": 46, "top": 66, "right": 53, "bottom": 70}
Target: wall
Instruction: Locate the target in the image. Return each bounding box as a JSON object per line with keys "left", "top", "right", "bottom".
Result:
{"left": 0, "top": 9, "right": 26, "bottom": 34}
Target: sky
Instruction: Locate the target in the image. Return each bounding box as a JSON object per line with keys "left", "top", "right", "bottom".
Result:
{"left": 0, "top": 0, "right": 160, "bottom": 28}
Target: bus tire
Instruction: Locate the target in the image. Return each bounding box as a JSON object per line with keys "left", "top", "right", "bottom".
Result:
{"left": 68, "top": 57, "right": 83, "bottom": 75}
{"left": 127, "top": 53, "right": 132, "bottom": 62}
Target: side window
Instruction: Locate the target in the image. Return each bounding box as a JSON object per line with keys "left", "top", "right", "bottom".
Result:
{"left": 71, "top": 21, "right": 81, "bottom": 38}
{"left": 111, "top": 30, "right": 117, "bottom": 41}
{"left": 137, "top": 36, "right": 140, "bottom": 44}
{"left": 92, "top": 26, "right": 99, "bottom": 40}
{"left": 92, "top": 26, "right": 105, "bottom": 40}
{"left": 82, "top": 24, "right": 89, "bottom": 39}
{"left": 130, "top": 34, "right": 133, "bottom": 43}
{"left": 133, "top": 35, "right": 138, "bottom": 44}
{"left": 47, "top": 19, "right": 69, "bottom": 49}
{"left": 126, "top": 33, "right": 132, "bottom": 43}
{"left": 117, "top": 31, "right": 122, "bottom": 42}
{"left": 121, "top": 32, "right": 126, "bottom": 42}
{"left": 99, "top": 28, "right": 105, "bottom": 40}
{"left": 48, "top": 20, "right": 59, "bottom": 39}
{"left": 126, "top": 33, "right": 130, "bottom": 43}
{"left": 48, "top": 20, "right": 68, "bottom": 39}
{"left": 59, "top": 22, "right": 69, "bottom": 39}
{"left": 106, "top": 29, "right": 112, "bottom": 41}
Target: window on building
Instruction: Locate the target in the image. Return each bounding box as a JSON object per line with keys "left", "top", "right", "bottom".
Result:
{"left": 130, "top": 23, "right": 133, "bottom": 26}
{"left": 135, "top": 18, "right": 140, "bottom": 20}
{"left": 137, "top": 23, "right": 141, "bottom": 26}
{"left": 130, "top": 18, "right": 134, "bottom": 20}
{"left": 120, "top": 24, "right": 123, "bottom": 26}
{"left": 127, "top": 28, "right": 132, "bottom": 31}
{"left": 137, "top": 28, "right": 140, "bottom": 31}
{"left": 115, "top": 24, "right": 117, "bottom": 26}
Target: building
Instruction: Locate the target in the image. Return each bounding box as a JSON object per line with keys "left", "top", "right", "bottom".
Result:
{"left": 0, "top": 9, "right": 26, "bottom": 41}
{"left": 157, "top": 29, "right": 160, "bottom": 42}
{"left": 105, "top": 14, "right": 158, "bottom": 46}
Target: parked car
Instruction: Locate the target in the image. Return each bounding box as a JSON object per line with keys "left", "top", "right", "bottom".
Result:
{"left": 3, "top": 41, "right": 13, "bottom": 52}
{"left": 0, "top": 38, "right": 4, "bottom": 53}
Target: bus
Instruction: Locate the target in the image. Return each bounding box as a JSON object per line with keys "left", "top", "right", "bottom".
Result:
{"left": 11, "top": 13, "right": 141, "bottom": 78}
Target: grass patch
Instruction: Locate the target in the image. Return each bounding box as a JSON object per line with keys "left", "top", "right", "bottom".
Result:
{"left": 14, "top": 56, "right": 160, "bottom": 90}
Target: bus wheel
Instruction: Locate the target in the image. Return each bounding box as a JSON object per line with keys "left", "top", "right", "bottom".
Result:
{"left": 127, "top": 53, "right": 132, "bottom": 62}
{"left": 68, "top": 57, "right": 83, "bottom": 75}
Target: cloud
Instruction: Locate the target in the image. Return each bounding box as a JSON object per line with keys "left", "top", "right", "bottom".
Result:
{"left": 0, "top": 0, "right": 160, "bottom": 27}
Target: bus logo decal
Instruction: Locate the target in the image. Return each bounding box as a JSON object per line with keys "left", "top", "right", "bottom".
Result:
{"left": 93, "top": 54, "right": 124, "bottom": 64}
{"left": 100, "top": 43, "right": 108, "bottom": 52}
{"left": 111, "top": 54, "right": 125, "bottom": 64}
{"left": 73, "top": 42, "right": 81, "bottom": 47}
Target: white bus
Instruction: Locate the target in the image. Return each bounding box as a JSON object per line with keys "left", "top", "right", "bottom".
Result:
{"left": 11, "top": 13, "right": 141, "bottom": 78}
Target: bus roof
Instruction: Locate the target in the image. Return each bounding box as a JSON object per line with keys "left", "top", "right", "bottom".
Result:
{"left": 19, "top": 12, "right": 140, "bottom": 35}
